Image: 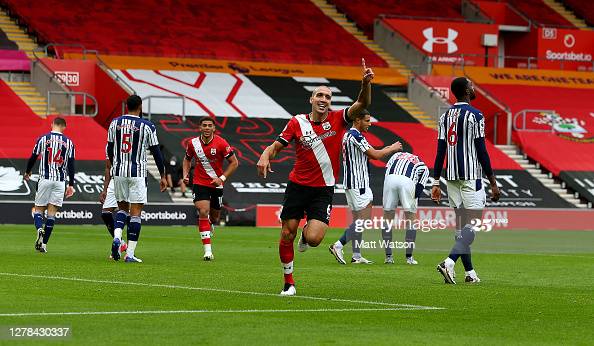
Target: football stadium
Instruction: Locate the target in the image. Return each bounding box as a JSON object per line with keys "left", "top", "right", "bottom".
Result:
{"left": 1, "top": 0, "right": 593, "bottom": 343}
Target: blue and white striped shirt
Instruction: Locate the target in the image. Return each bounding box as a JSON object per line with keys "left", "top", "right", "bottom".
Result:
{"left": 437, "top": 102, "right": 485, "bottom": 180}
{"left": 107, "top": 114, "right": 159, "bottom": 178}
{"left": 342, "top": 128, "right": 372, "bottom": 189}
{"left": 385, "top": 152, "right": 429, "bottom": 186}
{"left": 32, "top": 131, "right": 75, "bottom": 182}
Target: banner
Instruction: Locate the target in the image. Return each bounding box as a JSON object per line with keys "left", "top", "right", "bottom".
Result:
{"left": 0, "top": 49, "right": 30, "bottom": 71}
{"left": 383, "top": 19, "right": 498, "bottom": 66}
{"left": 537, "top": 27, "right": 594, "bottom": 71}
{"left": 0, "top": 159, "right": 172, "bottom": 203}
{"left": 256, "top": 205, "right": 594, "bottom": 230}
{"left": 64, "top": 53, "right": 407, "bottom": 85}
{"left": 0, "top": 202, "right": 192, "bottom": 225}
{"left": 453, "top": 66, "right": 594, "bottom": 89}
{"left": 559, "top": 171, "right": 594, "bottom": 204}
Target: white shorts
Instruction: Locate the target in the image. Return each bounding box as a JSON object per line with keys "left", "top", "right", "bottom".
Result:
{"left": 345, "top": 187, "right": 373, "bottom": 212}
{"left": 382, "top": 175, "right": 417, "bottom": 212}
{"left": 102, "top": 180, "right": 118, "bottom": 209}
{"left": 446, "top": 179, "right": 486, "bottom": 209}
{"left": 114, "top": 176, "right": 147, "bottom": 204}
{"left": 35, "top": 178, "right": 66, "bottom": 207}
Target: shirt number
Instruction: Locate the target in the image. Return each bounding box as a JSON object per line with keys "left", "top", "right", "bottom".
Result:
{"left": 47, "top": 148, "right": 64, "bottom": 165}
{"left": 121, "top": 133, "right": 132, "bottom": 153}
{"left": 447, "top": 122, "right": 458, "bottom": 146}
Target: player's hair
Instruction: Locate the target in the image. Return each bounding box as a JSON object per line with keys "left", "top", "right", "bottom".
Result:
{"left": 52, "top": 117, "right": 66, "bottom": 127}
{"left": 450, "top": 77, "right": 469, "bottom": 100}
{"left": 126, "top": 95, "right": 142, "bottom": 112}
{"left": 311, "top": 85, "right": 332, "bottom": 97}
{"left": 199, "top": 116, "right": 215, "bottom": 125}
{"left": 353, "top": 108, "right": 371, "bottom": 120}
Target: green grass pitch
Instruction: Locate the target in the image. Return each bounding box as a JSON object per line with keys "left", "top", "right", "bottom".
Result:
{"left": 1, "top": 224, "right": 593, "bottom": 344}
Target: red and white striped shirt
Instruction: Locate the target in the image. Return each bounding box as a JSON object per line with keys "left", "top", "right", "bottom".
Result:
{"left": 185, "top": 135, "right": 233, "bottom": 187}
{"left": 277, "top": 108, "right": 349, "bottom": 187}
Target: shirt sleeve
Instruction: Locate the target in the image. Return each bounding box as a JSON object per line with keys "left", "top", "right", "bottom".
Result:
{"left": 414, "top": 164, "right": 430, "bottom": 185}
{"left": 221, "top": 138, "right": 234, "bottom": 158}
{"left": 185, "top": 141, "right": 195, "bottom": 160}
{"left": 107, "top": 121, "right": 115, "bottom": 144}
{"left": 277, "top": 118, "right": 296, "bottom": 146}
{"left": 33, "top": 137, "right": 42, "bottom": 155}
{"left": 146, "top": 122, "right": 159, "bottom": 147}
{"left": 437, "top": 113, "right": 446, "bottom": 140}
{"left": 475, "top": 113, "right": 486, "bottom": 139}
{"left": 352, "top": 134, "right": 372, "bottom": 153}
{"left": 341, "top": 107, "right": 351, "bottom": 126}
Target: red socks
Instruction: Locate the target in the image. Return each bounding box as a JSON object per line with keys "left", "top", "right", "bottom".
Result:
{"left": 279, "top": 238, "right": 294, "bottom": 285}
{"left": 198, "top": 218, "right": 211, "bottom": 245}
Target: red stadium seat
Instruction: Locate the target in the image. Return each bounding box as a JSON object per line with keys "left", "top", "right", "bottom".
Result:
{"left": 3, "top": 0, "right": 387, "bottom": 67}
{"left": 485, "top": 0, "right": 575, "bottom": 27}
{"left": 330, "top": 0, "right": 464, "bottom": 37}
{"left": 562, "top": 0, "right": 594, "bottom": 27}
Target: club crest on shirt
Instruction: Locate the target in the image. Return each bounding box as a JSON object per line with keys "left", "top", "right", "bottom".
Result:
{"left": 322, "top": 122, "right": 331, "bottom": 131}
{"left": 210, "top": 148, "right": 217, "bottom": 155}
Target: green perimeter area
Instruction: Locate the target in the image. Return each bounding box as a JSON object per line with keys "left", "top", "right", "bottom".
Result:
{"left": 0, "top": 225, "right": 593, "bottom": 345}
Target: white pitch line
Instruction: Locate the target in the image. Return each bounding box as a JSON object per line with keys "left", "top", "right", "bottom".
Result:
{"left": 0, "top": 307, "right": 426, "bottom": 317}
{"left": 0, "top": 272, "right": 443, "bottom": 310}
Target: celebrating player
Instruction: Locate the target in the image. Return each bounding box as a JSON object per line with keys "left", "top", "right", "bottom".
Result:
{"left": 257, "top": 58, "right": 374, "bottom": 296}
{"left": 329, "top": 109, "right": 401, "bottom": 265}
{"left": 105, "top": 95, "right": 168, "bottom": 263}
{"left": 432, "top": 77, "right": 500, "bottom": 284}
{"left": 182, "top": 116, "right": 239, "bottom": 261}
{"left": 381, "top": 152, "right": 429, "bottom": 265}
{"left": 24, "top": 117, "right": 75, "bottom": 253}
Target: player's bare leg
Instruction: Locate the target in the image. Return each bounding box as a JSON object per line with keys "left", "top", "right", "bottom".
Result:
{"left": 301, "top": 219, "right": 328, "bottom": 247}
{"left": 209, "top": 208, "right": 221, "bottom": 237}
{"left": 33, "top": 205, "right": 46, "bottom": 252}
{"left": 196, "top": 200, "right": 214, "bottom": 260}
{"left": 279, "top": 219, "right": 299, "bottom": 295}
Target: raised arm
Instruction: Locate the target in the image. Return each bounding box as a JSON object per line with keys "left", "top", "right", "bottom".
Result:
{"left": 365, "top": 142, "right": 402, "bottom": 160}
{"left": 347, "top": 58, "right": 374, "bottom": 121}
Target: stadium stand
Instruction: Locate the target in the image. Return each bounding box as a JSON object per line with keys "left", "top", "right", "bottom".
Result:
{"left": 330, "top": 0, "right": 464, "bottom": 37}
{"left": 0, "top": 79, "right": 171, "bottom": 202}
{"left": 0, "top": 28, "right": 18, "bottom": 50}
{"left": 562, "top": 0, "right": 594, "bottom": 27}
{"left": 484, "top": 84, "right": 594, "bottom": 173}
{"left": 471, "top": 1, "right": 531, "bottom": 26}
{"left": 1, "top": 0, "right": 387, "bottom": 67}
{"left": 488, "top": 0, "right": 574, "bottom": 27}
{"left": 0, "top": 79, "right": 106, "bottom": 160}
{"left": 0, "top": 49, "right": 28, "bottom": 70}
